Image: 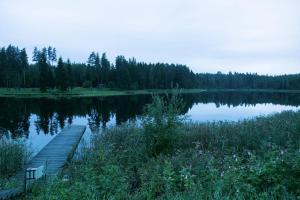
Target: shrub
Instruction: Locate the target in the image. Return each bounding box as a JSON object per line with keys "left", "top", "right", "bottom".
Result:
{"left": 0, "top": 138, "right": 28, "bottom": 178}
{"left": 142, "top": 94, "right": 184, "bottom": 157}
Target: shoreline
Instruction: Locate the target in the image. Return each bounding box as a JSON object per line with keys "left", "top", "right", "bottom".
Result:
{"left": 0, "top": 88, "right": 300, "bottom": 98}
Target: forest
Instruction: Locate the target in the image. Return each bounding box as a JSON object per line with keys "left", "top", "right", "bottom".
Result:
{"left": 1, "top": 45, "right": 300, "bottom": 91}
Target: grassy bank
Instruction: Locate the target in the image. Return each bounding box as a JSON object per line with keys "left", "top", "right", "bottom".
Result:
{"left": 28, "top": 96, "right": 300, "bottom": 199}
{"left": 0, "top": 88, "right": 205, "bottom": 98}
{"left": 1, "top": 87, "right": 300, "bottom": 98}
{"left": 0, "top": 139, "right": 29, "bottom": 190}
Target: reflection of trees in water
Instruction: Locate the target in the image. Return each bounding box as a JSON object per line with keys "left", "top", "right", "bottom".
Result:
{"left": 181, "top": 92, "right": 300, "bottom": 112}
{"left": 0, "top": 92, "right": 300, "bottom": 138}
{"left": 0, "top": 98, "right": 30, "bottom": 138}
{"left": 0, "top": 96, "right": 153, "bottom": 138}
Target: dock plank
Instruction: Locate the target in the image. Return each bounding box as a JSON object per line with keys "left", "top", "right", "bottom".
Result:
{"left": 0, "top": 125, "right": 86, "bottom": 200}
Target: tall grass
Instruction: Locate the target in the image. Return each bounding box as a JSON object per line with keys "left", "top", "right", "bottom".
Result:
{"left": 0, "top": 138, "right": 30, "bottom": 190}
{"left": 143, "top": 95, "right": 185, "bottom": 156}
{"left": 0, "top": 138, "right": 28, "bottom": 177}
{"left": 181, "top": 111, "right": 300, "bottom": 155}
{"left": 29, "top": 96, "right": 300, "bottom": 199}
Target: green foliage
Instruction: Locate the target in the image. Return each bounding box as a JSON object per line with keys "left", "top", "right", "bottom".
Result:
{"left": 3, "top": 44, "right": 300, "bottom": 91}
{"left": 66, "top": 59, "right": 74, "bottom": 89}
{"left": 0, "top": 138, "right": 30, "bottom": 190}
{"left": 55, "top": 57, "right": 68, "bottom": 91}
{"left": 37, "top": 49, "right": 50, "bottom": 92}
{"left": 29, "top": 108, "right": 300, "bottom": 199}
{"left": 0, "top": 138, "right": 28, "bottom": 178}
{"left": 143, "top": 95, "right": 184, "bottom": 156}
{"left": 179, "top": 166, "right": 195, "bottom": 190}
{"left": 0, "top": 177, "right": 18, "bottom": 191}
{"left": 82, "top": 80, "right": 92, "bottom": 88}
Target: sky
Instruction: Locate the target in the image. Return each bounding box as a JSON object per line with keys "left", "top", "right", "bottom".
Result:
{"left": 1, "top": 0, "right": 300, "bottom": 75}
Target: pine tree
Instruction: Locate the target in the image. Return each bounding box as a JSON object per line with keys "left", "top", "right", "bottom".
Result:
{"left": 52, "top": 48, "right": 57, "bottom": 63}
{"left": 32, "top": 47, "right": 40, "bottom": 62}
{"left": 55, "top": 57, "right": 68, "bottom": 91}
{"left": 101, "top": 53, "right": 110, "bottom": 85}
{"left": 38, "top": 52, "right": 49, "bottom": 92}
{"left": 47, "top": 46, "right": 52, "bottom": 64}
{"left": 66, "top": 59, "right": 74, "bottom": 90}
{"left": 0, "top": 47, "right": 6, "bottom": 87}
{"left": 95, "top": 53, "right": 101, "bottom": 85}
{"left": 47, "top": 47, "right": 57, "bottom": 65}
{"left": 48, "top": 68, "right": 55, "bottom": 89}
{"left": 20, "top": 48, "right": 28, "bottom": 87}
{"left": 115, "top": 56, "right": 131, "bottom": 89}
{"left": 87, "top": 52, "right": 97, "bottom": 67}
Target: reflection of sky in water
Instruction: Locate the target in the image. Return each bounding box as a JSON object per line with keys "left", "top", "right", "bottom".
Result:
{"left": 26, "top": 115, "right": 57, "bottom": 157}
{"left": 25, "top": 103, "right": 300, "bottom": 155}
{"left": 186, "top": 103, "right": 299, "bottom": 122}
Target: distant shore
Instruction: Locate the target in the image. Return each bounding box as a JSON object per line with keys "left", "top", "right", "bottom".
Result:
{"left": 0, "top": 87, "right": 300, "bottom": 98}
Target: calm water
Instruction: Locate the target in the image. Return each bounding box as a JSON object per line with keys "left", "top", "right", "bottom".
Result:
{"left": 1, "top": 92, "right": 300, "bottom": 154}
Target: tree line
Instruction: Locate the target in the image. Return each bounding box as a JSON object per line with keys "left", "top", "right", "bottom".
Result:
{"left": 0, "top": 44, "right": 300, "bottom": 91}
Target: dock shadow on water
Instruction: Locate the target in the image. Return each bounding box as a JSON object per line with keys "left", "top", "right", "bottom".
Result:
{"left": 0, "top": 91, "right": 299, "bottom": 154}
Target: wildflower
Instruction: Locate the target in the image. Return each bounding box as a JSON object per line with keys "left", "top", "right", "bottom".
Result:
{"left": 62, "top": 175, "right": 69, "bottom": 182}
{"left": 198, "top": 150, "right": 203, "bottom": 155}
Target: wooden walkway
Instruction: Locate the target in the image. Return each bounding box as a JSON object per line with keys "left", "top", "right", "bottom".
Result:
{"left": 0, "top": 125, "right": 86, "bottom": 200}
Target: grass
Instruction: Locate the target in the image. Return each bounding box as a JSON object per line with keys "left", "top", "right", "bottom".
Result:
{"left": 27, "top": 96, "right": 300, "bottom": 199}
{"left": 0, "top": 87, "right": 300, "bottom": 98}
{"left": 0, "top": 87, "right": 205, "bottom": 98}
{"left": 0, "top": 138, "right": 29, "bottom": 190}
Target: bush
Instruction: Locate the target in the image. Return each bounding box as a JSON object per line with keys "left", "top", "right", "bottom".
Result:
{"left": 0, "top": 138, "right": 28, "bottom": 178}
{"left": 142, "top": 95, "right": 184, "bottom": 157}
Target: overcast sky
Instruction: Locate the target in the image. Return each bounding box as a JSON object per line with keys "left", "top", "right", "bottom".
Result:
{"left": 1, "top": 0, "right": 300, "bottom": 75}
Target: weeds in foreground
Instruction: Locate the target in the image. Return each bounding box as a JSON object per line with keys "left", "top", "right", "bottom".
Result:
{"left": 143, "top": 94, "right": 184, "bottom": 157}
{"left": 0, "top": 138, "right": 28, "bottom": 177}
{"left": 0, "top": 138, "right": 29, "bottom": 189}
{"left": 29, "top": 96, "right": 300, "bottom": 199}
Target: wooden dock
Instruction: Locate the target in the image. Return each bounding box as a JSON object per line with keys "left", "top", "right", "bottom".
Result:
{"left": 0, "top": 125, "right": 86, "bottom": 200}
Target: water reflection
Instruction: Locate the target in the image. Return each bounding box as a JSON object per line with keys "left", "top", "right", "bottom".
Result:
{"left": 0, "top": 92, "right": 299, "bottom": 140}
{"left": 187, "top": 103, "right": 298, "bottom": 122}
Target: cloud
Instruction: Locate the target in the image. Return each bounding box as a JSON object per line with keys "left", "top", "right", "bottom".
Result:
{"left": 0, "top": 0, "right": 299, "bottom": 74}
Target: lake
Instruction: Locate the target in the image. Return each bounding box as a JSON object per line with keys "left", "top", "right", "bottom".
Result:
{"left": 0, "top": 91, "right": 299, "bottom": 154}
